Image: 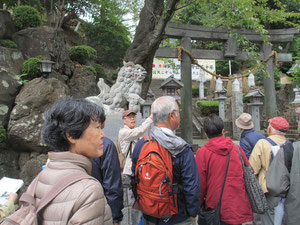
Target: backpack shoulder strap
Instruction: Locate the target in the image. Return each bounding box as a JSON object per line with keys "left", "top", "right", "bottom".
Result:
{"left": 36, "top": 173, "right": 95, "bottom": 213}
{"left": 243, "top": 136, "right": 254, "bottom": 149}
{"left": 143, "top": 134, "right": 152, "bottom": 142}
{"left": 18, "top": 173, "right": 42, "bottom": 206}
{"left": 266, "top": 137, "right": 278, "bottom": 146}
{"left": 283, "top": 142, "right": 294, "bottom": 173}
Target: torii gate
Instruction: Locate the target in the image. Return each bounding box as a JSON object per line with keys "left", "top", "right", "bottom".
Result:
{"left": 156, "top": 22, "right": 300, "bottom": 144}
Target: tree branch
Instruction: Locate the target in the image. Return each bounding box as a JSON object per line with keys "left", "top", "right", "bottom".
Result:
{"left": 175, "top": 0, "right": 197, "bottom": 11}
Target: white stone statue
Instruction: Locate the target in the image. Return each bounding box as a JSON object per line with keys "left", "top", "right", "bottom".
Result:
{"left": 95, "top": 61, "right": 147, "bottom": 113}
{"left": 124, "top": 93, "right": 145, "bottom": 113}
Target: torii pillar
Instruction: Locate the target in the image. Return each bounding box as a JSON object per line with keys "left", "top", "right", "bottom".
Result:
{"left": 263, "top": 43, "right": 278, "bottom": 119}
{"left": 180, "top": 36, "right": 193, "bottom": 144}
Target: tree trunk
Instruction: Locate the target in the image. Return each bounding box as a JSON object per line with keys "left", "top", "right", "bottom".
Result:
{"left": 124, "top": 0, "right": 180, "bottom": 98}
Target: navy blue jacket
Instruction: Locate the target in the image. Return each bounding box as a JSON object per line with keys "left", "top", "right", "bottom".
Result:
{"left": 131, "top": 138, "right": 200, "bottom": 225}
{"left": 240, "top": 129, "right": 265, "bottom": 159}
{"left": 92, "top": 137, "right": 123, "bottom": 223}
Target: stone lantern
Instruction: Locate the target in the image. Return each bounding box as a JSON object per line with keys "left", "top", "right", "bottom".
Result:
{"left": 248, "top": 73, "right": 255, "bottom": 87}
{"left": 142, "top": 89, "right": 155, "bottom": 118}
{"left": 159, "top": 75, "right": 183, "bottom": 101}
{"left": 245, "top": 89, "right": 264, "bottom": 131}
{"left": 38, "top": 59, "right": 55, "bottom": 78}
{"left": 215, "top": 87, "right": 227, "bottom": 121}
{"left": 287, "top": 60, "right": 300, "bottom": 103}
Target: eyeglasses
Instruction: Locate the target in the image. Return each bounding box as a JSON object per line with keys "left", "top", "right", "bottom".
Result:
{"left": 126, "top": 115, "right": 136, "bottom": 119}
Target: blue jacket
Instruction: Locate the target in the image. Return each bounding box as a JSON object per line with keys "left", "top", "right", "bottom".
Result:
{"left": 91, "top": 137, "right": 124, "bottom": 223}
{"left": 131, "top": 135, "right": 200, "bottom": 225}
{"left": 240, "top": 129, "right": 265, "bottom": 159}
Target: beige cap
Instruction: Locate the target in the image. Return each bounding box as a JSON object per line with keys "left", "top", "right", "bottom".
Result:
{"left": 235, "top": 113, "right": 254, "bottom": 129}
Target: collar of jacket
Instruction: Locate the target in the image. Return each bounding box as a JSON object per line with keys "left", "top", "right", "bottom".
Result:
{"left": 241, "top": 129, "right": 254, "bottom": 138}
{"left": 47, "top": 151, "right": 93, "bottom": 175}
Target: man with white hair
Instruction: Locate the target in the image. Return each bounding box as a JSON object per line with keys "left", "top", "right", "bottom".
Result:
{"left": 131, "top": 96, "right": 200, "bottom": 225}
{"left": 249, "top": 116, "right": 290, "bottom": 225}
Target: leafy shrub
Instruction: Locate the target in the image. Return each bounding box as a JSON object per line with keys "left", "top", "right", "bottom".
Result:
{"left": 192, "top": 85, "right": 208, "bottom": 97}
{"left": 0, "top": 126, "right": 7, "bottom": 143}
{"left": 21, "top": 56, "right": 43, "bottom": 80}
{"left": 13, "top": 5, "right": 42, "bottom": 30}
{"left": 192, "top": 85, "right": 199, "bottom": 97}
{"left": 82, "top": 18, "right": 131, "bottom": 67}
{"left": 197, "top": 100, "right": 219, "bottom": 116}
{"left": 85, "top": 65, "right": 97, "bottom": 76}
{"left": 95, "top": 64, "right": 107, "bottom": 80}
{"left": 69, "top": 45, "right": 97, "bottom": 64}
{"left": 0, "top": 40, "right": 17, "bottom": 48}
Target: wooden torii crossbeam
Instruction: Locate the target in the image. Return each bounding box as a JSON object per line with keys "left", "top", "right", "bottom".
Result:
{"left": 155, "top": 22, "right": 299, "bottom": 144}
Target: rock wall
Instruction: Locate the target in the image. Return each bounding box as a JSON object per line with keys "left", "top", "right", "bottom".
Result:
{"left": 0, "top": 10, "right": 16, "bottom": 40}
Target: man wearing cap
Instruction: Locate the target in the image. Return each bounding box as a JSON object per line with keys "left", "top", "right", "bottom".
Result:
{"left": 119, "top": 110, "right": 153, "bottom": 176}
{"left": 249, "top": 116, "right": 290, "bottom": 225}
{"left": 236, "top": 113, "right": 265, "bottom": 159}
{"left": 119, "top": 110, "right": 153, "bottom": 225}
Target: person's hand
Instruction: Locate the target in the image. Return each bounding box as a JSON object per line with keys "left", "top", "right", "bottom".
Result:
{"left": 149, "top": 113, "right": 153, "bottom": 120}
{"left": 8, "top": 193, "right": 18, "bottom": 203}
{"left": 190, "top": 216, "right": 195, "bottom": 221}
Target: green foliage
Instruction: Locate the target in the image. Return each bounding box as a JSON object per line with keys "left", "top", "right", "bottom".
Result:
{"left": 0, "top": 126, "right": 7, "bottom": 143}
{"left": 0, "top": 39, "right": 17, "bottom": 48}
{"left": 254, "top": 68, "right": 281, "bottom": 90}
{"left": 216, "top": 60, "right": 242, "bottom": 76}
{"left": 84, "top": 65, "right": 97, "bottom": 76}
{"left": 288, "top": 54, "right": 300, "bottom": 86}
{"left": 69, "top": 45, "right": 97, "bottom": 64}
{"left": 21, "top": 56, "right": 43, "bottom": 80}
{"left": 197, "top": 100, "right": 219, "bottom": 116}
{"left": 13, "top": 5, "right": 42, "bottom": 30}
{"left": 173, "top": 0, "right": 300, "bottom": 61}
{"left": 192, "top": 85, "right": 199, "bottom": 97}
{"left": 82, "top": 16, "right": 131, "bottom": 67}
{"left": 112, "top": 72, "right": 118, "bottom": 81}
{"left": 95, "top": 64, "right": 107, "bottom": 79}
{"left": 16, "top": 74, "right": 30, "bottom": 84}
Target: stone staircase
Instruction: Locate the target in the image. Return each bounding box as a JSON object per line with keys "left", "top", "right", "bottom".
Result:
{"left": 280, "top": 103, "right": 300, "bottom": 142}
{"left": 175, "top": 123, "right": 202, "bottom": 139}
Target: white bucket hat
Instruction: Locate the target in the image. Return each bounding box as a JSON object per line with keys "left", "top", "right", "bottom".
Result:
{"left": 235, "top": 113, "right": 254, "bottom": 129}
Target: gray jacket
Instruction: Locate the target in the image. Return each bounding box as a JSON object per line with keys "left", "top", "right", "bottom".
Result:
{"left": 266, "top": 141, "right": 300, "bottom": 225}
{"left": 285, "top": 141, "right": 300, "bottom": 225}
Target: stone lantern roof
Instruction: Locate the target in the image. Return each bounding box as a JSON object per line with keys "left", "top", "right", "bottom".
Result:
{"left": 245, "top": 89, "right": 264, "bottom": 98}
{"left": 159, "top": 75, "right": 184, "bottom": 90}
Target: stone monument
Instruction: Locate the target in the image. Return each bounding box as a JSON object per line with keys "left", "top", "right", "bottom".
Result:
{"left": 87, "top": 62, "right": 147, "bottom": 141}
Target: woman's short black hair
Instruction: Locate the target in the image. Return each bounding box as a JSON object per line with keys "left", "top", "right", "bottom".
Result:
{"left": 42, "top": 98, "right": 106, "bottom": 152}
{"left": 203, "top": 114, "right": 224, "bottom": 138}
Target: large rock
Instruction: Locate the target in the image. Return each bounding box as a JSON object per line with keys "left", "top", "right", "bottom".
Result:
{"left": 12, "top": 26, "right": 74, "bottom": 76}
{"left": 0, "top": 68, "right": 22, "bottom": 127}
{"left": 8, "top": 78, "right": 70, "bottom": 152}
{"left": 0, "top": 10, "right": 16, "bottom": 39}
{"left": 0, "top": 46, "right": 24, "bottom": 74}
{"left": 0, "top": 147, "right": 20, "bottom": 179}
{"left": 68, "top": 67, "right": 99, "bottom": 98}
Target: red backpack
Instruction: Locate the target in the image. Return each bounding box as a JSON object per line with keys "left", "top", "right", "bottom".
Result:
{"left": 133, "top": 135, "right": 178, "bottom": 219}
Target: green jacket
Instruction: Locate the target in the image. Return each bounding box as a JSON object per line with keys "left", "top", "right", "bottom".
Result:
{"left": 0, "top": 200, "right": 16, "bottom": 220}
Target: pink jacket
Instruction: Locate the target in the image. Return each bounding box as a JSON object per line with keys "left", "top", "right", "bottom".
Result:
{"left": 28, "top": 151, "right": 113, "bottom": 225}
